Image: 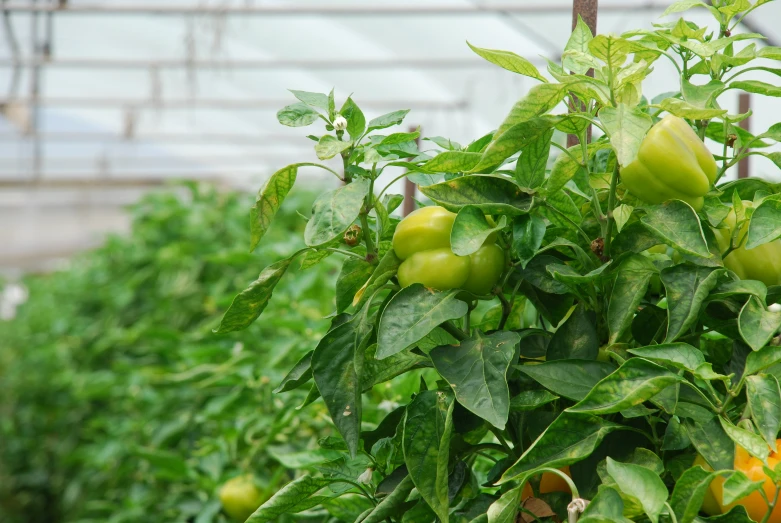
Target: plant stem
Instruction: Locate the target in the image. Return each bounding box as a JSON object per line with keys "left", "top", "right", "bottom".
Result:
{"left": 603, "top": 161, "right": 620, "bottom": 260}
{"left": 360, "top": 175, "right": 378, "bottom": 260}
{"left": 326, "top": 247, "right": 366, "bottom": 260}
{"left": 761, "top": 486, "right": 781, "bottom": 523}
{"left": 497, "top": 292, "right": 512, "bottom": 330}
{"left": 489, "top": 427, "right": 514, "bottom": 456}
{"left": 665, "top": 502, "right": 679, "bottom": 523}
{"left": 441, "top": 321, "right": 467, "bottom": 341}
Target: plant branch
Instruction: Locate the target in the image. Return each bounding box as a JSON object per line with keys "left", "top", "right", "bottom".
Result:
{"left": 441, "top": 321, "right": 467, "bottom": 341}
{"left": 603, "top": 161, "right": 620, "bottom": 260}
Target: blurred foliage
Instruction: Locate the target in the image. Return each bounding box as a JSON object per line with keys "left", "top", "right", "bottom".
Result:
{"left": 0, "top": 183, "right": 344, "bottom": 523}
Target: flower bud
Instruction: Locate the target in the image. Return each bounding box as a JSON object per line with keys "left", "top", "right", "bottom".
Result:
{"left": 357, "top": 467, "right": 373, "bottom": 484}
{"left": 333, "top": 115, "right": 347, "bottom": 131}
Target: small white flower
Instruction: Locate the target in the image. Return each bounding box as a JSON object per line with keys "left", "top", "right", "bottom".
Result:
{"left": 770, "top": 303, "right": 781, "bottom": 313}
{"left": 357, "top": 467, "right": 373, "bottom": 484}
{"left": 333, "top": 115, "right": 348, "bottom": 131}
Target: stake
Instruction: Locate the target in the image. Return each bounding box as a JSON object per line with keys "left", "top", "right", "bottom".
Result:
{"left": 402, "top": 125, "right": 420, "bottom": 217}
{"left": 566, "top": 0, "right": 598, "bottom": 148}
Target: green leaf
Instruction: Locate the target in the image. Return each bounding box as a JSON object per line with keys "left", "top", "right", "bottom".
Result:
{"left": 684, "top": 417, "right": 735, "bottom": 471}
{"left": 367, "top": 109, "right": 411, "bottom": 133}
{"left": 545, "top": 147, "right": 586, "bottom": 196}
{"left": 494, "top": 84, "right": 567, "bottom": 139}
{"left": 515, "top": 128, "right": 553, "bottom": 191}
{"left": 547, "top": 305, "right": 599, "bottom": 361}
{"left": 472, "top": 116, "right": 562, "bottom": 173}
{"left": 661, "top": 0, "right": 708, "bottom": 16}
{"left": 746, "top": 374, "right": 781, "bottom": 451}
{"left": 517, "top": 360, "right": 615, "bottom": 401}
{"left": 215, "top": 258, "right": 293, "bottom": 333}
{"left": 606, "top": 458, "right": 668, "bottom": 523}
{"left": 304, "top": 179, "right": 369, "bottom": 247}
{"left": 641, "top": 200, "right": 710, "bottom": 258}
{"left": 246, "top": 475, "right": 330, "bottom": 522}
{"left": 467, "top": 42, "right": 547, "bottom": 82}
{"left": 423, "top": 151, "right": 482, "bottom": 173}
{"left": 739, "top": 296, "right": 781, "bottom": 351}
{"left": 352, "top": 249, "right": 401, "bottom": 310}
{"left": 670, "top": 465, "right": 717, "bottom": 523}
{"left": 431, "top": 331, "right": 519, "bottom": 429}
{"left": 599, "top": 104, "right": 653, "bottom": 167}
{"left": 403, "top": 389, "right": 454, "bottom": 523}
{"left": 290, "top": 89, "right": 329, "bottom": 111}
{"left": 451, "top": 206, "right": 507, "bottom": 256}
{"left": 512, "top": 214, "right": 546, "bottom": 266}
{"left": 732, "top": 80, "right": 781, "bottom": 98}
{"left": 569, "top": 357, "right": 684, "bottom": 414}
{"left": 274, "top": 351, "right": 313, "bottom": 394}
{"left": 362, "top": 475, "right": 415, "bottom": 523}
{"left": 580, "top": 487, "right": 632, "bottom": 523}
{"left": 661, "top": 265, "right": 722, "bottom": 342}
{"left": 340, "top": 97, "right": 366, "bottom": 140}
{"left": 277, "top": 102, "right": 321, "bottom": 127}
{"left": 608, "top": 254, "right": 657, "bottom": 343}
{"left": 336, "top": 257, "right": 375, "bottom": 313}
{"left": 510, "top": 390, "right": 559, "bottom": 411}
{"left": 486, "top": 485, "right": 522, "bottom": 523}
{"left": 419, "top": 175, "right": 533, "bottom": 216}
{"left": 628, "top": 343, "right": 706, "bottom": 372}
{"left": 316, "top": 135, "right": 353, "bottom": 160}
{"left": 377, "top": 285, "right": 468, "bottom": 359}
{"left": 719, "top": 417, "right": 769, "bottom": 462}
{"left": 746, "top": 196, "right": 781, "bottom": 248}
{"left": 500, "top": 412, "right": 625, "bottom": 482}
{"left": 249, "top": 164, "right": 299, "bottom": 252}
{"left": 709, "top": 280, "right": 768, "bottom": 303}
{"left": 720, "top": 470, "right": 764, "bottom": 506}
{"left": 746, "top": 345, "right": 781, "bottom": 376}
{"left": 658, "top": 98, "right": 727, "bottom": 119}
{"left": 312, "top": 313, "right": 373, "bottom": 457}
{"left": 563, "top": 15, "right": 595, "bottom": 74}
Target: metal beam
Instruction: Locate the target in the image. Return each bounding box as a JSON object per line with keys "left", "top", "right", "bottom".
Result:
{"left": 0, "top": 57, "right": 548, "bottom": 69}
{"left": 0, "top": 2, "right": 667, "bottom": 15}
{"left": 0, "top": 131, "right": 316, "bottom": 144}
{"left": 0, "top": 97, "right": 468, "bottom": 110}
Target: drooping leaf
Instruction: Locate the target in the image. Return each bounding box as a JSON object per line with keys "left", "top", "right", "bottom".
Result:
{"left": 467, "top": 42, "right": 547, "bottom": 82}
{"left": 403, "top": 390, "right": 455, "bottom": 523}
{"left": 546, "top": 305, "right": 599, "bottom": 361}
{"left": 661, "top": 264, "right": 722, "bottom": 342}
{"left": 250, "top": 164, "right": 299, "bottom": 252}
{"left": 419, "top": 175, "right": 533, "bottom": 215}
{"left": 246, "top": 476, "right": 331, "bottom": 522}
{"left": 304, "top": 179, "right": 369, "bottom": 247}
{"left": 738, "top": 296, "right": 781, "bottom": 351}
{"left": 451, "top": 206, "right": 508, "bottom": 256}
{"left": 746, "top": 374, "right": 781, "bottom": 451}
{"left": 377, "top": 285, "right": 468, "bottom": 359}
{"left": 599, "top": 104, "right": 653, "bottom": 167}
{"left": 568, "top": 357, "right": 683, "bottom": 414}
{"left": 501, "top": 412, "right": 626, "bottom": 483}
{"left": 215, "top": 258, "right": 293, "bottom": 333}
{"left": 312, "top": 312, "right": 373, "bottom": 457}
{"left": 517, "top": 360, "right": 616, "bottom": 401}
{"left": 431, "top": 331, "right": 520, "bottom": 429}
{"left": 607, "top": 254, "right": 656, "bottom": 343}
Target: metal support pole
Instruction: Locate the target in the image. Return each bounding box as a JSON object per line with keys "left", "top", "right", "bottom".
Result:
{"left": 738, "top": 92, "right": 751, "bottom": 179}
{"left": 403, "top": 125, "right": 420, "bottom": 217}
{"left": 29, "top": 0, "right": 42, "bottom": 180}
{"left": 567, "top": 0, "right": 598, "bottom": 148}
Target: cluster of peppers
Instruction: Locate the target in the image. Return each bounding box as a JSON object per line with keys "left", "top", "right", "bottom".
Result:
{"left": 380, "top": 114, "right": 781, "bottom": 521}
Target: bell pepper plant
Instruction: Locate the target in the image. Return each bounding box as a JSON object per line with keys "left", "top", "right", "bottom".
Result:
{"left": 217, "top": 1, "right": 781, "bottom": 522}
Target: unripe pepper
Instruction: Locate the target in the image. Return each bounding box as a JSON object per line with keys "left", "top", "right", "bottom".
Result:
{"left": 392, "top": 206, "right": 505, "bottom": 295}
{"left": 219, "top": 475, "right": 266, "bottom": 522}
{"left": 713, "top": 201, "right": 781, "bottom": 286}
{"left": 621, "top": 114, "right": 718, "bottom": 210}
{"left": 695, "top": 441, "right": 781, "bottom": 522}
